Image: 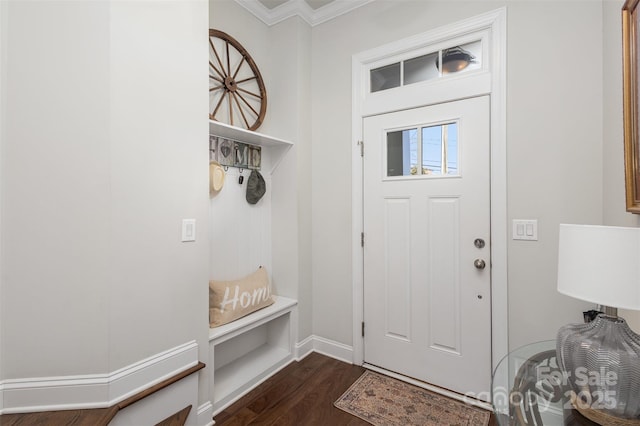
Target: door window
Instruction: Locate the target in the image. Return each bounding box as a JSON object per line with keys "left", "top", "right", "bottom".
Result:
{"left": 386, "top": 122, "right": 459, "bottom": 177}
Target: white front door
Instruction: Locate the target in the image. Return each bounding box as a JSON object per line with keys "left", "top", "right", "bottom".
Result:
{"left": 363, "top": 95, "right": 491, "bottom": 399}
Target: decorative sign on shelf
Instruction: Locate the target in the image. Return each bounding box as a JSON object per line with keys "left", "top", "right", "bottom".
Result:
{"left": 210, "top": 136, "right": 261, "bottom": 171}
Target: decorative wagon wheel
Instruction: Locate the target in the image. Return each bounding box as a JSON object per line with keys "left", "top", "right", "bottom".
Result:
{"left": 209, "top": 29, "right": 267, "bottom": 131}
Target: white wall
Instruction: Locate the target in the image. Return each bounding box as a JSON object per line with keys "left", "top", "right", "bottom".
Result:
{"left": 209, "top": 166, "right": 273, "bottom": 280}
{"left": 309, "top": 0, "right": 602, "bottom": 350}
{"left": 212, "top": 0, "right": 609, "bottom": 354}
{"left": 0, "top": 0, "right": 628, "bottom": 413}
{"left": 2, "top": 0, "right": 111, "bottom": 378}
{"left": 310, "top": 1, "right": 503, "bottom": 346}
{"left": 107, "top": 1, "right": 210, "bottom": 404}
{"left": 267, "top": 18, "right": 313, "bottom": 339}
{"left": 1, "top": 0, "right": 210, "bottom": 408}
{"left": 505, "top": 0, "right": 603, "bottom": 347}
{"left": 210, "top": 1, "right": 314, "bottom": 339}
{"left": 0, "top": 1, "right": 5, "bottom": 406}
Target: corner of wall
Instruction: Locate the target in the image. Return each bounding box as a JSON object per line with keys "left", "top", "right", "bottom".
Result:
{"left": 0, "top": 0, "right": 6, "bottom": 404}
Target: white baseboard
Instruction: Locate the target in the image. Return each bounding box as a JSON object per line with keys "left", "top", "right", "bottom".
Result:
{"left": 0, "top": 340, "right": 199, "bottom": 414}
{"left": 107, "top": 341, "right": 198, "bottom": 405}
{"left": 197, "top": 401, "right": 214, "bottom": 426}
{"left": 0, "top": 337, "right": 353, "bottom": 416}
{"left": 295, "top": 335, "right": 315, "bottom": 360}
{"left": 295, "top": 335, "right": 354, "bottom": 364}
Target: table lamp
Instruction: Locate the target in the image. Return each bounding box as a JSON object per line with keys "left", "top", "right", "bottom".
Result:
{"left": 556, "top": 224, "right": 640, "bottom": 423}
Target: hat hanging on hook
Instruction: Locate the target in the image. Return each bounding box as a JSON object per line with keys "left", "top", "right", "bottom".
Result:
{"left": 209, "top": 161, "right": 225, "bottom": 195}
{"left": 246, "top": 170, "right": 266, "bottom": 204}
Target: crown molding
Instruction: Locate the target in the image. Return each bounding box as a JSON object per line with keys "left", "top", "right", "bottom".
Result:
{"left": 234, "top": 0, "right": 374, "bottom": 27}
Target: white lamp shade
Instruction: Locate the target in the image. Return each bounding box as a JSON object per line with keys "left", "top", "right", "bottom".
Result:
{"left": 557, "top": 224, "right": 640, "bottom": 311}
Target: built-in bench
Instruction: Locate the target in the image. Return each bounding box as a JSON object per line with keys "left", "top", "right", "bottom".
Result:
{"left": 208, "top": 295, "right": 298, "bottom": 415}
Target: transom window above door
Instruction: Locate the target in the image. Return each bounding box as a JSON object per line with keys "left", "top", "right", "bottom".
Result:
{"left": 370, "top": 40, "right": 482, "bottom": 93}
{"left": 386, "top": 122, "right": 459, "bottom": 178}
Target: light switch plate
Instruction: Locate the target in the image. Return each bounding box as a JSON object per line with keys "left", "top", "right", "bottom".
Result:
{"left": 513, "top": 219, "right": 538, "bottom": 241}
{"left": 182, "top": 219, "right": 196, "bottom": 242}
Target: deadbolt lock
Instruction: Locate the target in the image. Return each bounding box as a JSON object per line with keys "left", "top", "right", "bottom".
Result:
{"left": 474, "top": 238, "right": 486, "bottom": 249}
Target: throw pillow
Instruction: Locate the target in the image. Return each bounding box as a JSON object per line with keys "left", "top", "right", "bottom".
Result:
{"left": 209, "top": 267, "right": 275, "bottom": 328}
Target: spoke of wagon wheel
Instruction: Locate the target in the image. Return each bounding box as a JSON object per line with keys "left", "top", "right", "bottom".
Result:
{"left": 232, "top": 92, "right": 251, "bottom": 129}
{"left": 235, "top": 91, "right": 260, "bottom": 119}
{"left": 231, "top": 57, "right": 246, "bottom": 81}
{"left": 209, "top": 39, "right": 227, "bottom": 81}
{"left": 211, "top": 91, "right": 226, "bottom": 120}
{"left": 236, "top": 86, "right": 262, "bottom": 99}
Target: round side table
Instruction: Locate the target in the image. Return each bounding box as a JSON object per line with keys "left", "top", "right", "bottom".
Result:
{"left": 492, "top": 340, "right": 599, "bottom": 426}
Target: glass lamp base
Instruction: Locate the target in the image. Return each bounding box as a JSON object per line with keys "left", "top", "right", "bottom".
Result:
{"left": 556, "top": 314, "right": 640, "bottom": 419}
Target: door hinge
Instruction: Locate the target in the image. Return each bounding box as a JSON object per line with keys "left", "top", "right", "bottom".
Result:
{"left": 362, "top": 321, "right": 365, "bottom": 337}
{"left": 358, "top": 140, "right": 364, "bottom": 157}
{"left": 361, "top": 232, "right": 365, "bottom": 247}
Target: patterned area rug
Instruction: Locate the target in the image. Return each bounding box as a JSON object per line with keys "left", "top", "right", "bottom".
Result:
{"left": 334, "top": 370, "right": 490, "bottom": 426}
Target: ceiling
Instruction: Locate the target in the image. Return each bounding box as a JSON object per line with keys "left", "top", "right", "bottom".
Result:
{"left": 234, "top": 0, "right": 374, "bottom": 26}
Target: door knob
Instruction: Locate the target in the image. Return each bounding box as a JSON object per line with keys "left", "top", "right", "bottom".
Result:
{"left": 474, "top": 259, "right": 486, "bottom": 270}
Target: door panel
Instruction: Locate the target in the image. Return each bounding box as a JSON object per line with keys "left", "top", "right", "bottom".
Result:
{"left": 363, "top": 95, "right": 491, "bottom": 399}
{"left": 384, "top": 197, "right": 412, "bottom": 341}
{"left": 428, "top": 196, "right": 461, "bottom": 354}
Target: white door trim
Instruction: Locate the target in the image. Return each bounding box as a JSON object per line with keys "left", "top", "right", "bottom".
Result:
{"left": 351, "top": 7, "right": 508, "bottom": 374}
{"left": 0, "top": 0, "right": 5, "bottom": 413}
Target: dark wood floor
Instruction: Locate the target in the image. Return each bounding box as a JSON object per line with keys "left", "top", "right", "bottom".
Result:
{"left": 0, "top": 354, "right": 497, "bottom": 425}
{"left": 214, "top": 352, "right": 498, "bottom": 426}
